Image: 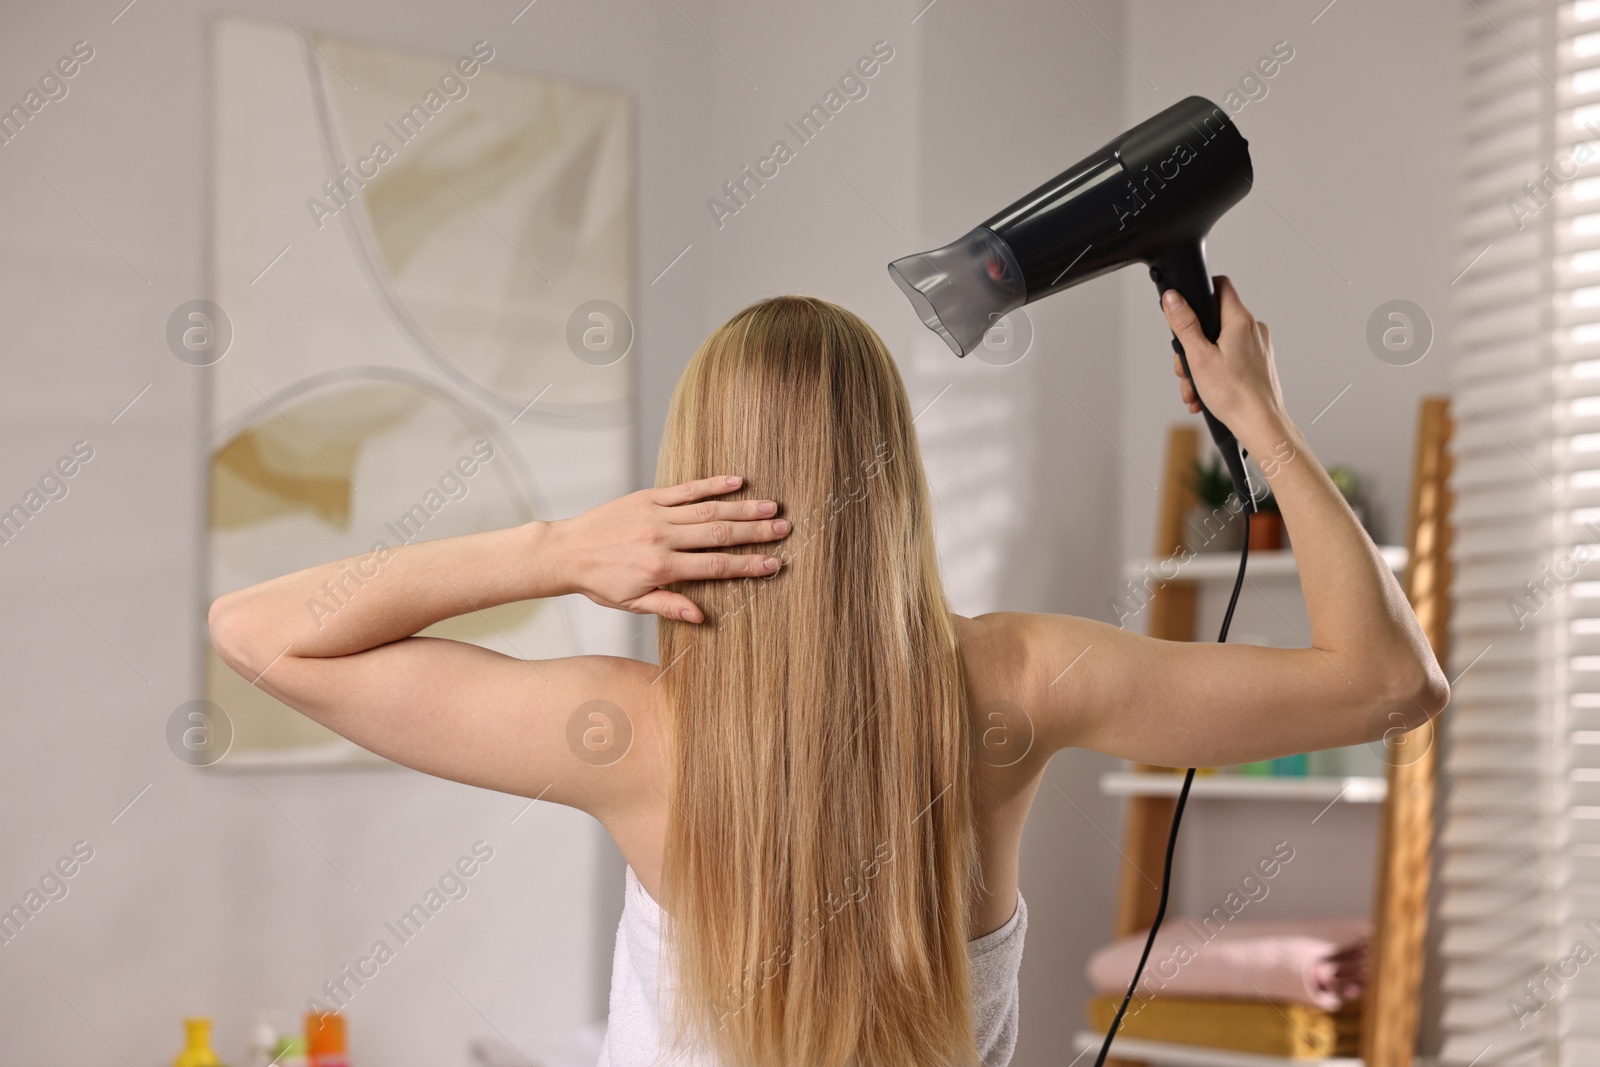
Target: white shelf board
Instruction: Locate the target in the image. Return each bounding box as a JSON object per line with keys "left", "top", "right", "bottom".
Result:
{"left": 206, "top": 738, "right": 399, "bottom": 772}
{"left": 1100, "top": 772, "right": 1387, "bottom": 804}
{"left": 1074, "top": 1031, "right": 1362, "bottom": 1067}
{"left": 1122, "top": 544, "right": 1407, "bottom": 582}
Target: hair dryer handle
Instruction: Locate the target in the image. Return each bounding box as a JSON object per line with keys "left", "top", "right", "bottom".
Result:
{"left": 1149, "top": 244, "right": 1256, "bottom": 513}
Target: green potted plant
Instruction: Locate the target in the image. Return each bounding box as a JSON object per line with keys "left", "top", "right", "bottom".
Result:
{"left": 1248, "top": 488, "right": 1285, "bottom": 550}
{"left": 1326, "top": 465, "right": 1370, "bottom": 536}
{"left": 1184, "top": 454, "right": 1244, "bottom": 553}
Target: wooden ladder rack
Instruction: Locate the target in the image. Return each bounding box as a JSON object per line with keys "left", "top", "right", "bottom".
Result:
{"left": 1099, "top": 397, "right": 1453, "bottom": 1067}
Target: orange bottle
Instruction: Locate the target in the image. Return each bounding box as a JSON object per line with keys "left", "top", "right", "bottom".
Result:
{"left": 305, "top": 1012, "right": 350, "bottom": 1067}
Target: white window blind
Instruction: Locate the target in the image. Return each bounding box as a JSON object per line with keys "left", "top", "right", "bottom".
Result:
{"left": 1441, "top": 1, "right": 1600, "bottom": 1064}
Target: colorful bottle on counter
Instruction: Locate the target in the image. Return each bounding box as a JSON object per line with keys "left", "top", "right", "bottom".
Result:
{"left": 1306, "top": 747, "right": 1343, "bottom": 777}
{"left": 1271, "top": 753, "right": 1309, "bottom": 776}
{"left": 173, "top": 1017, "right": 224, "bottom": 1067}
{"left": 244, "top": 1013, "right": 280, "bottom": 1067}
{"left": 273, "top": 1037, "right": 309, "bottom": 1067}
{"left": 306, "top": 1011, "right": 350, "bottom": 1067}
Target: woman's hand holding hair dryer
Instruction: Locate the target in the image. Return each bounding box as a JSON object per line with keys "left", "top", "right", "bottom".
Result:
{"left": 1162, "top": 275, "right": 1288, "bottom": 457}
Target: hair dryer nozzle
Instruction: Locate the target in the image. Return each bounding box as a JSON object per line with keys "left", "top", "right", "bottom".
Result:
{"left": 887, "top": 227, "right": 1026, "bottom": 357}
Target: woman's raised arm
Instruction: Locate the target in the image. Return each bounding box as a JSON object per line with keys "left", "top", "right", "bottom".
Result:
{"left": 1008, "top": 277, "right": 1449, "bottom": 768}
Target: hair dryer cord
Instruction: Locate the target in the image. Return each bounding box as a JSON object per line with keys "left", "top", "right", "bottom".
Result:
{"left": 1091, "top": 508, "right": 1251, "bottom": 1067}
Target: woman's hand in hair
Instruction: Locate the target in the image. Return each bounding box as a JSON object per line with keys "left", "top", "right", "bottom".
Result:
{"left": 546, "top": 475, "right": 789, "bottom": 623}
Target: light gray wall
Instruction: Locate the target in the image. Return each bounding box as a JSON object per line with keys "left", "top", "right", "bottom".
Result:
{"left": 0, "top": 1, "right": 714, "bottom": 1063}
{"left": 909, "top": 4, "right": 1131, "bottom": 1065}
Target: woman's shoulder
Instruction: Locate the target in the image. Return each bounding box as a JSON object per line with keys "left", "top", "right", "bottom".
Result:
{"left": 951, "top": 612, "right": 1031, "bottom": 697}
{"left": 951, "top": 613, "right": 1053, "bottom": 767}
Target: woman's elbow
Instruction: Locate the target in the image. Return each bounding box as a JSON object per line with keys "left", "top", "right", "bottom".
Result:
{"left": 1365, "top": 654, "right": 1450, "bottom": 745}
{"left": 1417, "top": 661, "right": 1452, "bottom": 721}
{"left": 1396, "top": 643, "right": 1451, "bottom": 720}
{"left": 208, "top": 594, "right": 256, "bottom": 671}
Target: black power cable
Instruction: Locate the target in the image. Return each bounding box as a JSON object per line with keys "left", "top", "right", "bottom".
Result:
{"left": 1091, "top": 506, "right": 1252, "bottom": 1067}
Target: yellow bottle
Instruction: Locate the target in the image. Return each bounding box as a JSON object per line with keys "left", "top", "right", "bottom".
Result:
{"left": 174, "top": 1017, "right": 224, "bottom": 1067}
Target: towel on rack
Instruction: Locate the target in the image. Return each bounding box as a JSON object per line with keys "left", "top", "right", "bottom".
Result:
{"left": 1086, "top": 917, "right": 1371, "bottom": 1010}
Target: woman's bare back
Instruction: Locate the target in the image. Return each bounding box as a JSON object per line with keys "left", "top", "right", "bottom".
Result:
{"left": 600, "top": 612, "right": 1045, "bottom": 941}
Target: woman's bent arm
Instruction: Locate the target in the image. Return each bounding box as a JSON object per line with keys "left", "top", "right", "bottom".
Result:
{"left": 206, "top": 523, "right": 640, "bottom": 809}
{"left": 208, "top": 524, "right": 565, "bottom": 663}
{"left": 206, "top": 476, "right": 789, "bottom": 812}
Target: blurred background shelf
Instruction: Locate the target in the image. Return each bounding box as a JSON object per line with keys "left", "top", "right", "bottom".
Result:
{"left": 1099, "top": 772, "right": 1388, "bottom": 804}
{"left": 1121, "top": 544, "right": 1407, "bottom": 582}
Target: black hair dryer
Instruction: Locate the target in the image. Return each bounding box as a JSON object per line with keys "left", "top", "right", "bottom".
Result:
{"left": 888, "top": 95, "right": 1256, "bottom": 509}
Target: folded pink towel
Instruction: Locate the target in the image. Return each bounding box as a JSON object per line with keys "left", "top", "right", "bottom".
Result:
{"left": 1086, "top": 917, "right": 1372, "bottom": 1010}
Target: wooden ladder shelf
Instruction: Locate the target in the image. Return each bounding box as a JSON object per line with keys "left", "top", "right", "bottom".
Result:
{"left": 1100, "top": 397, "right": 1453, "bottom": 1067}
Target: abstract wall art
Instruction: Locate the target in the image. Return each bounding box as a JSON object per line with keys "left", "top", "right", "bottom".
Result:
{"left": 204, "top": 20, "right": 634, "bottom": 765}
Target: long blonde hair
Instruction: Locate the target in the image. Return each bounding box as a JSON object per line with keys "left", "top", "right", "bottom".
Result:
{"left": 655, "top": 295, "right": 980, "bottom": 1067}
